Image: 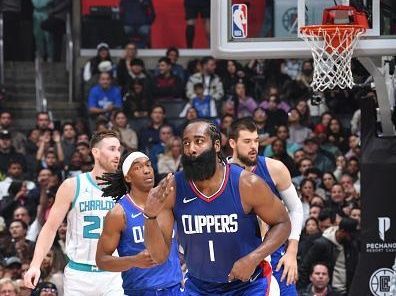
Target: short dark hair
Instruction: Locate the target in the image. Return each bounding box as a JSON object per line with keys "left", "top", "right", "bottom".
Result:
{"left": 158, "top": 57, "right": 171, "bottom": 65}
{"left": 310, "top": 262, "right": 330, "bottom": 275}
{"left": 0, "top": 110, "right": 11, "bottom": 117}
{"left": 7, "top": 160, "right": 23, "bottom": 169}
{"left": 36, "top": 111, "right": 49, "bottom": 119}
{"left": 193, "top": 83, "right": 204, "bottom": 90}
{"left": 62, "top": 122, "right": 75, "bottom": 132}
{"left": 229, "top": 117, "right": 257, "bottom": 141}
{"left": 166, "top": 46, "right": 179, "bottom": 57}
{"left": 318, "top": 208, "right": 336, "bottom": 223}
{"left": 201, "top": 56, "right": 215, "bottom": 65}
{"left": 150, "top": 104, "right": 166, "bottom": 115}
{"left": 76, "top": 142, "right": 90, "bottom": 149}
{"left": 89, "top": 130, "right": 120, "bottom": 149}
{"left": 10, "top": 219, "right": 28, "bottom": 230}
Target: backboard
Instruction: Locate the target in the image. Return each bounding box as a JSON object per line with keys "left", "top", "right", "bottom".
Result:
{"left": 211, "top": 0, "right": 396, "bottom": 59}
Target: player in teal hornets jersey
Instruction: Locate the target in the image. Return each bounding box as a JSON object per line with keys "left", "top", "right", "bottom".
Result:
{"left": 143, "top": 119, "right": 291, "bottom": 295}
{"left": 96, "top": 151, "right": 183, "bottom": 296}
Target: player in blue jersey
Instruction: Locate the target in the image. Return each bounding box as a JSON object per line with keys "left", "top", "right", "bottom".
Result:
{"left": 228, "top": 118, "right": 303, "bottom": 296}
{"left": 143, "top": 119, "right": 291, "bottom": 295}
{"left": 95, "top": 151, "right": 183, "bottom": 296}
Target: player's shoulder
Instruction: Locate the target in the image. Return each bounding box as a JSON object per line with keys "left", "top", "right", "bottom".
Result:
{"left": 264, "top": 157, "right": 288, "bottom": 174}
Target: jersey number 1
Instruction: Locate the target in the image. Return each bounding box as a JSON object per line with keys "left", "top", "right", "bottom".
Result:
{"left": 208, "top": 240, "right": 215, "bottom": 262}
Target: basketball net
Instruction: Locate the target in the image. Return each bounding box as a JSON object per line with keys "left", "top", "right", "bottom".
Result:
{"left": 300, "top": 5, "right": 367, "bottom": 92}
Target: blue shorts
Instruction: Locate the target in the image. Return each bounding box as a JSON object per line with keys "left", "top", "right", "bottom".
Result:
{"left": 184, "top": 273, "right": 269, "bottom": 296}
{"left": 125, "top": 283, "right": 184, "bottom": 296}
{"left": 272, "top": 268, "right": 297, "bottom": 296}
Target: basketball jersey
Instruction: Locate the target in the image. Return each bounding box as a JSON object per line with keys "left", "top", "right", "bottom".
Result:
{"left": 252, "top": 156, "right": 286, "bottom": 267}
{"left": 66, "top": 172, "right": 116, "bottom": 266}
{"left": 174, "top": 164, "right": 262, "bottom": 283}
{"left": 117, "top": 194, "right": 182, "bottom": 293}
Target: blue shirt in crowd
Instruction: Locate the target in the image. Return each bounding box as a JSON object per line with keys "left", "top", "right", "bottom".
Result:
{"left": 88, "top": 85, "right": 122, "bottom": 110}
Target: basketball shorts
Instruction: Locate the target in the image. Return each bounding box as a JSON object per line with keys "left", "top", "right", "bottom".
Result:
{"left": 124, "top": 283, "right": 184, "bottom": 296}
{"left": 272, "top": 267, "right": 297, "bottom": 296}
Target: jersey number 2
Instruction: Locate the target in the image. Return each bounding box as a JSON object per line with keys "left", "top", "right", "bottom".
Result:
{"left": 208, "top": 240, "right": 215, "bottom": 262}
{"left": 83, "top": 216, "right": 101, "bottom": 239}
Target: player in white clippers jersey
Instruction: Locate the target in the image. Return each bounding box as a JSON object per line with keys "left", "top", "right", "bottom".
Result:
{"left": 24, "top": 130, "right": 123, "bottom": 296}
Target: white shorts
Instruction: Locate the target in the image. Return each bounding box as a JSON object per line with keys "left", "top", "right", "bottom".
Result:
{"left": 64, "top": 265, "right": 123, "bottom": 296}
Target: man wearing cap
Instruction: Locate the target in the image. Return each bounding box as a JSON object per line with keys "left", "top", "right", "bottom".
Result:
{"left": 0, "top": 130, "right": 26, "bottom": 177}
{"left": 96, "top": 152, "right": 183, "bottom": 295}
{"left": 302, "top": 136, "right": 335, "bottom": 173}
{"left": 298, "top": 217, "right": 359, "bottom": 295}
{"left": 3, "top": 257, "right": 22, "bottom": 280}
{"left": 88, "top": 72, "right": 122, "bottom": 120}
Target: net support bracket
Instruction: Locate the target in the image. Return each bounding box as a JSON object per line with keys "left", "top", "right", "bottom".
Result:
{"left": 358, "top": 57, "right": 395, "bottom": 137}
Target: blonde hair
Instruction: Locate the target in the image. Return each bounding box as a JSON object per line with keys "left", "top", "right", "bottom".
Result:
{"left": 0, "top": 278, "right": 20, "bottom": 294}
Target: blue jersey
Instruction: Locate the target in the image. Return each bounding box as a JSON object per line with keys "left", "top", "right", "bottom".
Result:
{"left": 117, "top": 194, "right": 182, "bottom": 294}
{"left": 174, "top": 164, "right": 262, "bottom": 283}
{"left": 252, "top": 156, "right": 286, "bottom": 268}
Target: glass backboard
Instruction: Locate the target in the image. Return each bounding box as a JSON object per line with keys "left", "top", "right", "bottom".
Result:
{"left": 211, "top": 0, "right": 396, "bottom": 59}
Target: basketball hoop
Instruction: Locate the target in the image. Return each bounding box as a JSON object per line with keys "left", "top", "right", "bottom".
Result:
{"left": 300, "top": 5, "right": 368, "bottom": 92}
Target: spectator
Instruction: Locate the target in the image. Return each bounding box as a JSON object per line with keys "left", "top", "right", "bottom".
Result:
{"left": 299, "top": 178, "right": 317, "bottom": 223}
{"left": 221, "top": 60, "right": 246, "bottom": 97}
{"left": 36, "top": 129, "right": 64, "bottom": 168}
{"left": 300, "top": 263, "right": 341, "bottom": 296}
{"left": 295, "top": 60, "right": 314, "bottom": 95}
{"left": 293, "top": 149, "right": 307, "bottom": 166}
{"left": 320, "top": 172, "right": 338, "bottom": 200}
{"left": 345, "top": 134, "right": 361, "bottom": 160}
{"left": 295, "top": 99, "right": 311, "bottom": 127}
{"left": 326, "top": 184, "right": 346, "bottom": 216}
{"left": 117, "top": 42, "right": 138, "bottom": 93}
{"left": 326, "top": 118, "right": 349, "bottom": 153}
{"left": 83, "top": 42, "right": 113, "bottom": 83}
{"left": 178, "top": 106, "right": 199, "bottom": 133}
{"left": 138, "top": 104, "right": 166, "bottom": 154}
{"left": 76, "top": 133, "right": 90, "bottom": 144}
{"left": 123, "top": 79, "right": 152, "bottom": 118}
{"left": 314, "top": 112, "right": 333, "bottom": 135}
{"left": 186, "top": 83, "right": 217, "bottom": 118}
{"left": 32, "top": 0, "right": 53, "bottom": 61}
{"left": 219, "top": 114, "right": 234, "bottom": 135}
{"left": 262, "top": 94, "right": 288, "bottom": 134}
{"left": 75, "top": 142, "right": 93, "bottom": 165}
{"left": 8, "top": 219, "right": 35, "bottom": 260}
{"left": 35, "top": 282, "right": 58, "bottom": 296}
{"left": 40, "top": 0, "right": 71, "bottom": 62}
{"left": 184, "top": 0, "right": 210, "bottom": 48}
{"left": 345, "top": 157, "right": 360, "bottom": 189}
{"left": 309, "top": 204, "right": 322, "bottom": 220}
{"left": 60, "top": 122, "right": 76, "bottom": 167}
{"left": 303, "top": 137, "right": 335, "bottom": 173}
{"left": 0, "top": 111, "right": 26, "bottom": 154}
{"left": 349, "top": 207, "right": 361, "bottom": 229}
{"left": 35, "top": 112, "right": 52, "bottom": 135}
{"left": 149, "top": 124, "right": 174, "bottom": 173}
{"left": 112, "top": 111, "right": 138, "bottom": 152}
{"left": 56, "top": 221, "right": 67, "bottom": 255}
{"left": 40, "top": 246, "right": 66, "bottom": 295}
{"left": 298, "top": 218, "right": 359, "bottom": 295}
{"left": 25, "top": 128, "right": 41, "bottom": 177}
{"left": 87, "top": 72, "right": 122, "bottom": 120}
{"left": 339, "top": 173, "right": 360, "bottom": 203}
{"left": 292, "top": 157, "right": 313, "bottom": 187}
{"left": 252, "top": 107, "right": 273, "bottom": 153}
{"left": 288, "top": 108, "right": 313, "bottom": 146}
{"left": 269, "top": 138, "right": 297, "bottom": 175}
{"left": 64, "top": 151, "right": 82, "bottom": 178}
{"left": 155, "top": 47, "right": 186, "bottom": 83}
{"left": 0, "top": 130, "right": 26, "bottom": 178}
{"left": 263, "top": 125, "right": 301, "bottom": 159}
{"left": 37, "top": 151, "right": 63, "bottom": 179}
{"left": 186, "top": 56, "right": 224, "bottom": 101}
{"left": 152, "top": 57, "right": 183, "bottom": 101}
{"left": 13, "top": 206, "right": 43, "bottom": 242}
{"left": 231, "top": 82, "right": 257, "bottom": 118}
{"left": 298, "top": 217, "right": 321, "bottom": 263}
{"left": 186, "top": 58, "right": 202, "bottom": 78}
{"left": 0, "top": 181, "right": 31, "bottom": 225}
{"left": 120, "top": 0, "right": 155, "bottom": 48}
{"left": 0, "top": 160, "right": 35, "bottom": 200}
{"left": 0, "top": 277, "right": 20, "bottom": 294}
{"left": 157, "top": 136, "right": 183, "bottom": 180}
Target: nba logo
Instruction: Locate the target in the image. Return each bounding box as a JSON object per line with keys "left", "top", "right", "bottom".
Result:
{"left": 232, "top": 4, "right": 248, "bottom": 38}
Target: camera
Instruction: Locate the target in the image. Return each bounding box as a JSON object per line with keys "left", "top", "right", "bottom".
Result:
{"left": 311, "top": 93, "right": 324, "bottom": 106}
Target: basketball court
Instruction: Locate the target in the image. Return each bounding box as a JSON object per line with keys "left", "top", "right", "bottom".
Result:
{"left": 212, "top": 1, "right": 395, "bottom": 295}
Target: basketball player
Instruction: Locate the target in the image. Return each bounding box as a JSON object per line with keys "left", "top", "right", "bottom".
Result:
{"left": 228, "top": 118, "right": 303, "bottom": 296}
{"left": 95, "top": 151, "right": 183, "bottom": 295}
{"left": 24, "top": 130, "right": 123, "bottom": 295}
{"left": 143, "top": 119, "right": 291, "bottom": 295}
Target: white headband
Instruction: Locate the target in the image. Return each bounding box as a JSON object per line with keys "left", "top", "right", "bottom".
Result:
{"left": 122, "top": 152, "right": 149, "bottom": 176}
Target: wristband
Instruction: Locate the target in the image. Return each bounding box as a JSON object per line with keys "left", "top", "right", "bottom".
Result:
{"left": 143, "top": 212, "right": 157, "bottom": 220}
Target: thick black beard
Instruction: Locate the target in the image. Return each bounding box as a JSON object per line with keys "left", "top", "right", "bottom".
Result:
{"left": 237, "top": 152, "right": 257, "bottom": 167}
{"left": 182, "top": 147, "right": 217, "bottom": 181}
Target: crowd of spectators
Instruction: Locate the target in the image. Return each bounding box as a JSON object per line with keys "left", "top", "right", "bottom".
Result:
{"left": 0, "top": 41, "right": 367, "bottom": 295}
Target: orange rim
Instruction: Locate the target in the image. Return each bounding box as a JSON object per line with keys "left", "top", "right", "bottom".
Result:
{"left": 300, "top": 24, "right": 366, "bottom": 37}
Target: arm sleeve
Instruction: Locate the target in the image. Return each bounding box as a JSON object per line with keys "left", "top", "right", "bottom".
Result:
{"left": 279, "top": 184, "right": 304, "bottom": 240}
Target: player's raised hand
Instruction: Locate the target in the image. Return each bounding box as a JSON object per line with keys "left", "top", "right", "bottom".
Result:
{"left": 276, "top": 252, "right": 298, "bottom": 285}
{"left": 24, "top": 266, "right": 41, "bottom": 289}
{"left": 228, "top": 254, "right": 258, "bottom": 282}
{"left": 132, "top": 249, "right": 158, "bottom": 268}
{"left": 144, "top": 173, "right": 174, "bottom": 217}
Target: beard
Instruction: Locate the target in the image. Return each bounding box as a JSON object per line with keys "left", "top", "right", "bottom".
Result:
{"left": 182, "top": 146, "right": 218, "bottom": 181}
{"left": 237, "top": 151, "right": 257, "bottom": 167}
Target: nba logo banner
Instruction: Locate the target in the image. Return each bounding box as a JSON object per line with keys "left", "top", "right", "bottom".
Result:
{"left": 232, "top": 4, "right": 248, "bottom": 38}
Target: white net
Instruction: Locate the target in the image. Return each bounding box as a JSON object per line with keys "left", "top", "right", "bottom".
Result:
{"left": 300, "top": 25, "right": 365, "bottom": 92}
